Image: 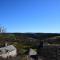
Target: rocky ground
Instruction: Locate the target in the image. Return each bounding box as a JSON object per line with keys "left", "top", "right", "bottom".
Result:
{"left": 0, "top": 56, "right": 21, "bottom": 60}
{"left": 0, "top": 55, "right": 45, "bottom": 60}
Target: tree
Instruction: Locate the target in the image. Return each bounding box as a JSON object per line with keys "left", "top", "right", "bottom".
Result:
{"left": 0, "top": 25, "right": 6, "bottom": 33}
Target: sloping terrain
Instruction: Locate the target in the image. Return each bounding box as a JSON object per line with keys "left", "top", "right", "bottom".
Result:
{"left": 0, "top": 33, "right": 60, "bottom": 60}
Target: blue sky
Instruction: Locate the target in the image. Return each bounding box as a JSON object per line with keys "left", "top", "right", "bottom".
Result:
{"left": 0, "top": 0, "right": 60, "bottom": 33}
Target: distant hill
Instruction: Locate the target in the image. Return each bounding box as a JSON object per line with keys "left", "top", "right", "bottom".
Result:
{"left": 0, "top": 33, "right": 60, "bottom": 42}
